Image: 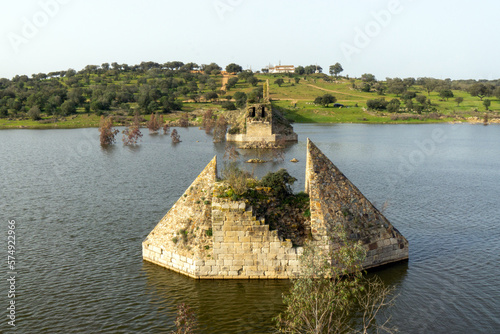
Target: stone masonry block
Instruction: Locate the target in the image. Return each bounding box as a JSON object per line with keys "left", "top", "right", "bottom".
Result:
{"left": 233, "top": 258, "right": 247, "bottom": 268}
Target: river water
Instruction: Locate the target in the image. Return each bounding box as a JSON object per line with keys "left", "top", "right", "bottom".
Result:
{"left": 0, "top": 123, "right": 499, "bottom": 333}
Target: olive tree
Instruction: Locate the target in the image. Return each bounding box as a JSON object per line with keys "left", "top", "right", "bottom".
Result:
{"left": 329, "top": 63, "right": 343, "bottom": 79}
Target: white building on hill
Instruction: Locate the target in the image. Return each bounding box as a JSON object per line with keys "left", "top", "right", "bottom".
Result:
{"left": 269, "top": 64, "right": 295, "bottom": 73}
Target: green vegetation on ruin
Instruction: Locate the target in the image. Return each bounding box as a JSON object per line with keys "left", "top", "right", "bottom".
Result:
{"left": 218, "top": 166, "right": 310, "bottom": 246}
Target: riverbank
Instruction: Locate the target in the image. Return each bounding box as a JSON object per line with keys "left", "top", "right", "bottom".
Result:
{"left": 2, "top": 71, "right": 498, "bottom": 129}
{"left": 1, "top": 110, "right": 497, "bottom": 129}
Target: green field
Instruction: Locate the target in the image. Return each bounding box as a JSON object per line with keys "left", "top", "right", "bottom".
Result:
{"left": 261, "top": 74, "right": 499, "bottom": 124}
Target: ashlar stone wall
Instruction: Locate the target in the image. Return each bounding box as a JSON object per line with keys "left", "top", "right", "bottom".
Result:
{"left": 226, "top": 103, "right": 298, "bottom": 143}
{"left": 142, "top": 156, "right": 301, "bottom": 279}
{"left": 305, "top": 139, "right": 409, "bottom": 269}
{"left": 208, "top": 198, "right": 301, "bottom": 278}
{"left": 142, "top": 157, "right": 218, "bottom": 277}
{"left": 143, "top": 139, "right": 409, "bottom": 279}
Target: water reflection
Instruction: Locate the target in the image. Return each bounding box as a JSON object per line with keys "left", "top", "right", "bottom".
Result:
{"left": 142, "top": 262, "right": 290, "bottom": 333}
{"left": 1, "top": 124, "right": 499, "bottom": 333}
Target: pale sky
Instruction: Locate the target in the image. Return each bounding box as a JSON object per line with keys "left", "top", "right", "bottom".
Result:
{"left": 1, "top": 0, "right": 499, "bottom": 80}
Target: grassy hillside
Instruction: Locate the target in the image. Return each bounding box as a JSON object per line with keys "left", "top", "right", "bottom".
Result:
{"left": 0, "top": 64, "right": 498, "bottom": 129}
{"left": 261, "top": 74, "right": 499, "bottom": 124}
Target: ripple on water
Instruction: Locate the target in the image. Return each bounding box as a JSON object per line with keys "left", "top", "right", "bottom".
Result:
{"left": 1, "top": 125, "right": 500, "bottom": 333}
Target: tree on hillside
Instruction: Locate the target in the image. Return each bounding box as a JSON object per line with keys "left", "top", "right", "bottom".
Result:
{"left": 314, "top": 94, "right": 337, "bottom": 107}
{"left": 247, "top": 87, "right": 263, "bottom": 103}
{"left": 483, "top": 99, "right": 491, "bottom": 111}
{"left": 165, "top": 61, "right": 185, "bottom": 70}
{"left": 439, "top": 89, "right": 454, "bottom": 101}
{"left": 160, "top": 95, "right": 182, "bottom": 113}
{"left": 27, "top": 105, "right": 41, "bottom": 120}
{"left": 421, "top": 78, "right": 439, "bottom": 96}
{"left": 469, "top": 83, "right": 490, "bottom": 101}
{"left": 304, "top": 65, "right": 322, "bottom": 75}
{"left": 67, "top": 88, "right": 85, "bottom": 105}
{"left": 366, "top": 98, "right": 388, "bottom": 110}
{"left": 204, "top": 91, "right": 218, "bottom": 102}
{"left": 233, "top": 91, "right": 247, "bottom": 109}
{"left": 387, "top": 98, "right": 401, "bottom": 113}
{"left": 248, "top": 76, "right": 259, "bottom": 87}
{"left": 274, "top": 78, "right": 285, "bottom": 87}
{"left": 180, "top": 62, "right": 198, "bottom": 71}
{"left": 294, "top": 66, "right": 305, "bottom": 75}
{"left": 455, "top": 96, "right": 464, "bottom": 106}
{"left": 494, "top": 87, "right": 500, "bottom": 99}
{"left": 401, "top": 91, "right": 416, "bottom": 101}
{"left": 373, "top": 82, "right": 386, "bottom": 95}
{"left": 222, "top": 101, "right": 237, "bottom": 110}
{"left": 329, "top": 63, "right": 343, "bottom": 79}
{"left": 225, "top": 77, "right": 239, "bottom": 90}
{"left": 403, "top": 77, "right": 416, "bottom": 88}
{"left": 387, "top": 78, "right": 406, "bottom": 96}
{"left": 416, "top": 95, "right": 427, "bottom": 105}
{"left": 225, "top": 63, "right": 243, "bottom": 73}
{"left": 60, "top": 100, "right": 76, "bottom": 116}
{"left": 361, "top": 73, "right": 376, "bottom": 83}
{"left": 238, "top": 71, "right": 254, "bottom": 82}
{"left": 207, "top": 78, "right": 218, "bottom": 91}
{"left": 202, "top": 63, "right": 222, "bottom": 75}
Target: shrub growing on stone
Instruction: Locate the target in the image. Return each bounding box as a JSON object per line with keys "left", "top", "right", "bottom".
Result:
{"left": 259, "top": 169, "right": 297, "bottom": 199}
{"left": 221, "top": 162, "right": 251, "bottom": 196}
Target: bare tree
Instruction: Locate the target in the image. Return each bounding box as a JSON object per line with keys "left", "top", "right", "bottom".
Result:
{"left": 147, "top": 112, "right": 161, "bottom": 133}
{"left": 224, "top": 144, "right": 240, "bottom": 162}
{"left": 178, "top": 113, "right": 189, "bottom": 128}
{"left": 271, "top": 139, "right": 286, "bottom": 162}
{"left": 171, "top": 129, "right": 181, "bottom": 143}
{"left": 202, "top": 109, "right": 215, "bottom": 134}
{"left": 122, "top": 113, "right": 143, "bottom": 145}
{"left": 213, "top": 115, "right": 228, "bottom": 143}
{"left": 275, "top": 226, "right": 397, "bottom": 333}
{"left": 99, "top": 116, "right": 119, "bottom": 146}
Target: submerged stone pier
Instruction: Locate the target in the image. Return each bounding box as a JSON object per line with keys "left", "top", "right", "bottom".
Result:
{"left": 142, "top": 139, "right": 409, "bottom": 278}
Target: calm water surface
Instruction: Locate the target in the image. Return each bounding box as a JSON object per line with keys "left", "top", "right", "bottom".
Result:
{"left": 1, "top": 123, "right": 499, "bottom": 333}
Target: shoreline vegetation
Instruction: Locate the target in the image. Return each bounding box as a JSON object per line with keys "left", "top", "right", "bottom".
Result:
{"left": 1, "top": 61, "right": 498, "bottom": 130}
